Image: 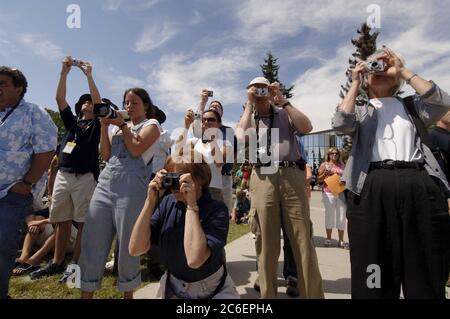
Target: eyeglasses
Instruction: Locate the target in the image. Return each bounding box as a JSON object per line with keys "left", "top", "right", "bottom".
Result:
{"left": 202, "top": 118, "right": 217, "bottom": 123}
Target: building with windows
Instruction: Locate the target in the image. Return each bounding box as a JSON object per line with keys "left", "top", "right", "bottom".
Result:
{"left": 299, "top": 129, "right": 344, "bottom": 175}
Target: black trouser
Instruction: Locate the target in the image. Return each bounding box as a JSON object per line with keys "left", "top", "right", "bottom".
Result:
{"left": 347, "top": 167, "right": 450, "bottom": 299}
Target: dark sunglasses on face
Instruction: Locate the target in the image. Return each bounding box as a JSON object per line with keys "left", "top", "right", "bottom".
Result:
{"left": 202, "top": 117, "right": 217, "bottom": 123}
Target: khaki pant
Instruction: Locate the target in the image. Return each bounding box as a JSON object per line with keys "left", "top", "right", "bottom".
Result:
{"left": 249, "top": 167, "right": 324, "bottom": 299}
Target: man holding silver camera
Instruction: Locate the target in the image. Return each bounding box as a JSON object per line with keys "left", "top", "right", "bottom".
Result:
{"left": 236, "top": 77, "right": 324, "bottom": 299}
{"left": 30, "top": 57, "right": 102, "bottom": 281}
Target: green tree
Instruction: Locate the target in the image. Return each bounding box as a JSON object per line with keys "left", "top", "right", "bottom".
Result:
{"left": 45, "top": 108, "right": 66, "bottom": 143}
{"left": 337, "top": 23, "right": 378, "bottom": 160}
{"left": 260, "top": 51, "right": 294, "bottom": 99}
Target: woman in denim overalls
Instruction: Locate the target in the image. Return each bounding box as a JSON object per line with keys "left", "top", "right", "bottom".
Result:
{"left": 79, "top": 88, "right": 160, "bottom": 299}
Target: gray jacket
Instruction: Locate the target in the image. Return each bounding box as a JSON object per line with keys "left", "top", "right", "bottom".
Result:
{"left": 332, "top": 82, "right": 450, "bottom": 195}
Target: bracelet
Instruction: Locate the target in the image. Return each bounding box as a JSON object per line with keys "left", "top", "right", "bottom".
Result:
{"left": 281, "top": 101, "right": 291, "bottom": 109}
{"left": 406, "top": 73, "right": 418, "bottom": 85}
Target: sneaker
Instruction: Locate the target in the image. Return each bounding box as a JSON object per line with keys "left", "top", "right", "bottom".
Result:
{"left": 324, "top": 239, "right": 332, "bottom": 247}
{"left": 58, "top": 264, "right": 77, "bottom": 284}
{"left": 30, "top": 262, "right": 66, "bottom": 280}
{"left": 286, "top": 278, "right": 299, "bottom": 298}
{"left": 339, "top": 241, "right": 348, "bottom": 249}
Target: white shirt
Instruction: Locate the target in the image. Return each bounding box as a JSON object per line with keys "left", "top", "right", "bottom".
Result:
{"left": 111, "top": 119, "right": 161, "bottom": 165}
{"left": 192, "top": 137, "right": 231, "bottom": 189}
{"left": 370, "top": 97, "right": 421, "bottom": 162}
{"left": 152, "top": 129, "right": 174, "bottom": 173}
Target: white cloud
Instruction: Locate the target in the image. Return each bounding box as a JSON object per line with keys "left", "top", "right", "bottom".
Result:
{"left": 97, "top": 67, "right": 146, "bottom": 95}
{"left": 103, "top": 0, "right": 123, "bottom": 11}
{"left": 134, "top": 20, "right": 177, "bottom": 53}
{"left": 147, "top": 47, "right": 255, "bottom": 116}
{"left": 291, "top": 45, "right": 353, "bottom": 132}
{"left": 19, "top": 34, "right": 64, "bottom": 61}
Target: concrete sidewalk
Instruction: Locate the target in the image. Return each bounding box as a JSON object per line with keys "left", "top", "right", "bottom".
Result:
{"left": 135, "top": 190, "right": 351, "bottom": 299}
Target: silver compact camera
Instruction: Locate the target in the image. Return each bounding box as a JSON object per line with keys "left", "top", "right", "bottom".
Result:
{"left": 72, "top": 59, "right": 82, "bottom": 67}
{"left": 255, "top": 87, "right": 269, "bottom": 97}
{"left": 366, "top": 60, "right": 385, "bottom": 73}
{"left": 194, "top": 111, "right": 202, "bottom": 120}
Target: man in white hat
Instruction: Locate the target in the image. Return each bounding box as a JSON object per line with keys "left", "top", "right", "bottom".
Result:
{"left": 236, "top": 77, "right": 324, "bottom": 299}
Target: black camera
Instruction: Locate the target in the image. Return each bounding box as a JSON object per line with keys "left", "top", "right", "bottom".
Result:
{"left": 93, "top": 98, "right": 120, "bottom": 119}
{"left": 163, "top": 172, "right": 182, "bottom": 191}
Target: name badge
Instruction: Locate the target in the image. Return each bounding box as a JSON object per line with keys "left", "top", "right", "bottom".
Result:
{"left": 63, "top": 141, "right": 77, "bottom": 154}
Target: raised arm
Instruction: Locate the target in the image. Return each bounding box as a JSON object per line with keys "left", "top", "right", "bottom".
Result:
{"left": 83, "top": 62, "right": 101, "bottom": 105}
{"left": 129, "top": 171, "right": 165, "bottom": 256}
{"left": 181, "top": 174, "right": 211, "bottom": 269}
{"left": 236, "top": 88, "right": 256, "bottom": 142}
{"left": 55, "top": 56, "right": 72, "bottom": 111}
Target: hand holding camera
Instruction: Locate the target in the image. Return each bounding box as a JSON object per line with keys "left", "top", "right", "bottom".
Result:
{"left": 184, "top": 109, "right": 195, "bottom": 129}
{"left": 179, "top": 173, "right": 197, "bottom": 207}
{"left": 148, "top": 170, "right": 167, "bottom": 197}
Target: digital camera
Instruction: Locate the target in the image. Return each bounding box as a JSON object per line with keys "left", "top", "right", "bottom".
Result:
{"left": 255, "top": 87, "right": 269, "bottom": 97}
{"left": 163, "top": 172, "right": 182, "bottom": 191}
{"left": 366, "top": 60, "right": 385, "bottom": 73}
{"left": 93, "top": 103, "right": 118, "bottom": 119}
{"left": 207, "top": 90, "right": 214, "bottom": 97}
{"left": 194, "top": 111, "right": 202, "bottom": 120}
{"left": 72, "top": 59, "right": 82, "bottom": 67}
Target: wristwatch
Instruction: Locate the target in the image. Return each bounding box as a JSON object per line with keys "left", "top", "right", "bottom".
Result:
{"left": 22, "top": 179, "right": 34, "bottom": 188}
{"left": 187, "top": 205, "right": 200, "bottom": 213}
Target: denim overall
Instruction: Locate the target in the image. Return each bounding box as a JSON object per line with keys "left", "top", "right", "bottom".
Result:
{"left": 79, "top": 127, "right": 153, "bottom": 292}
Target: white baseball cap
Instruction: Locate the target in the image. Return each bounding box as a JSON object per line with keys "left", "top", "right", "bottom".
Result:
{"left": 246, "top": 77, "right": 270, "bottom": 89}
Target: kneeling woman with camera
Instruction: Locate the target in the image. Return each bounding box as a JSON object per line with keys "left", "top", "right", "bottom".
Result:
{"left": 79, "top": 88, "right": 161, "bottom": 299}
{"left": 129, "top": 152, "right": 239, "bottom": 299}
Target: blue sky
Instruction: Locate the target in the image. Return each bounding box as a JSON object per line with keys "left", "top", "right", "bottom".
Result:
{"left": 1, "top": 0, "right": 450, "bottom": 133}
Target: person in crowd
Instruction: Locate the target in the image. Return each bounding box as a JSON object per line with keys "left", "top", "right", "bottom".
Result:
{"left": 231, "top": 189, "right": 250, "bottom": 224}
{"left": 129, "top": 150, "right": 239, "bottom": 299}
{"left": 317, "top": 147, "right": 347, "bottom": 248}
{"left": 30, "top": 57, "right": 101, "bottom": 282}
{"left": 78, "top": 87, "right": 161, "bottom": 299}
{"left": 236, "top": 76, "right": 324, "bottom": 299}
{"left": 332, "top": 47, "right": 450, "bottom": 298}
{"left": 428, "top": 110, "right": 450, "bottom": 287}
{"left": 151, "top": 106, "right": 174, "bottom": 176}
{"left": 177, "top": 108, "right": 232, "bottom": 202}
{"left": 0, "top": 66, "right": 57, "bottom": 299}
{"left": 194, "top": 89, "right": 237, "bottom": 212}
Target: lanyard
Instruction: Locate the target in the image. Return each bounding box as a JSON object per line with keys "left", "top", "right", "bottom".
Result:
{"left": 254, "top": 105, "right": 274, "bottom": 164}
{"left": 0, "top": 105, "right": 18, "bottom": 126}
{"left": 73, "top": 120, "right": 95, "bottom": 141}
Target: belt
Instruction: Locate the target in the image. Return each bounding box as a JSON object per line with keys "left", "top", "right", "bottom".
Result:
{"left": 254, "top": 160, "right": 305, "bottom": 170}
{"left": 369, "top": 160, "right": 424, "bottom": 171}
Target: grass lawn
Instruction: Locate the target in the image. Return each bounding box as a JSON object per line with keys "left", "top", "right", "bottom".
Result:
{"left": 8, "top": 221, "right": 250, "bottom": 299}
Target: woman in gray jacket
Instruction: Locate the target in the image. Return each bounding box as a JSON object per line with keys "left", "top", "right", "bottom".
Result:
{"left": 332, "top": 47, "right": 450, "bottom": 299}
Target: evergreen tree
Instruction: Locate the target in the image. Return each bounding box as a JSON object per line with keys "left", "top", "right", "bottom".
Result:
{"left": 46, "top": 108, "right": 67, "bottom": 143}
{"left": 260, "top": 52, "right": 294, "bottom": 99}
{"left": 337, "top": 23, "right": 378, "bottom": 159}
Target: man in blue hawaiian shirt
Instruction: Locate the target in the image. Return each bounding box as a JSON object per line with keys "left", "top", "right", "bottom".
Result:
{"left": 0, "top": 66, "right": 57, "bottom": 298}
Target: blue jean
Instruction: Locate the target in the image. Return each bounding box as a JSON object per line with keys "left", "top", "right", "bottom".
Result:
{"left": 0, "top": 192, "right": 32, "bottom": 299}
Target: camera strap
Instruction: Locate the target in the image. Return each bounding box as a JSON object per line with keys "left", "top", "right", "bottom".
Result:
{"left": 254, "top": 105, "right": 274, "bottom": 164}
{"left": 0, "top": 101, "right": 20, "bottom": 126}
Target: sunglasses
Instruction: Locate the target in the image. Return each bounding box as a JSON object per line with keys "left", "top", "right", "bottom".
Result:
{"left": 202, "top": 117, "right": 217, "bottom": 123}
{"left": 330, "top": 153, "right": 339, "bottom": 155}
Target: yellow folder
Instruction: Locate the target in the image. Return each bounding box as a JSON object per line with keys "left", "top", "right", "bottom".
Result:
{"left": 324, "top": 174, "right": 346, "bottom": 196}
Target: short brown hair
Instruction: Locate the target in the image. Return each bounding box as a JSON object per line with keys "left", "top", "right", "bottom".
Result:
{"left": 165, "top": 148, "right": 211, "bottom": 189}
